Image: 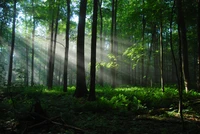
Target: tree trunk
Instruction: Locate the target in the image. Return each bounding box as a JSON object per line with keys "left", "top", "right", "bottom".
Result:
{"left": 63, "top": 0, "right": 71, "bottom": 92}
{"left": 111, "top": 0, "right": 116, "bottom": 89}
{"left": 47, "top": 0, "right": 55, "bottom": 89}
{"left": 198, "top": 0, "right": 200, "bottom": 91}
{"left": 7, "top": 0, "right": 16, "bottom": 87}
{"left": 31, "top": 0, "right": 35, "bottom": 86}
{"left": 145, "top": 24, "right": 155, "bottom": 86}
{"left": 74, "top": 0, "right": 88, "bottom": 98}
{"left": 50, "top": 4, "right": 59, "bottom": 88}
{"left": 88, "top": 0, "right": 98, "bottom": 101}
{"left": 177, "top": 0, "right": 190, "bottom": 92}
{"left": 178, "top": 25, "right": 185, "bottom": 129}
{"left": 170, "top": 0, "right": 184, "bottom": 128}
{"left": 141, "top": 0, "right": 145, "bottom": 86}
{"left": 25, "top": 13, "right": 29, "bottom": 86}
{"left": 160, "top": 14, "right": 164, "bottom": 92}
{"left": 99, "top": 0, "right": 103, "bottom": 86}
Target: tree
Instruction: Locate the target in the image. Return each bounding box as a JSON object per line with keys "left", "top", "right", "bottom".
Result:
{"left": 63, "top": 0, "right": 71, "bottom": 92}
{"left": 169, "top": 0, "right": 184, "bottom": 127}
{"left": 111, "top": 0, "right": 116, "bottom": 89}
{"left": 198, "top": 0, "right": 200, "bottom": 91}
{"left": 31, "top": 0, "right": 35, "bottom": 86}
{"left": 176, "top": 0, "right": 190, "bottom": 92}
{"left": 160, "top": 9, "right": 164, "bottom": 92}
{"left": 47, "top": 0, "right": 59, "bottom": 89}
{"left": 7, "top": 0, "right": 17, "bottom": 87}
{"left": 74, "top": 0, "right": 88, "bottom": 98}
{"left": 141, "top": 0, "right": 145, "bottom": 86}
{"left": 88, "top": 0, "right": 98, "bottom": 101}
{"left": 99, "top": 0, "right": 103, "bottom": 86}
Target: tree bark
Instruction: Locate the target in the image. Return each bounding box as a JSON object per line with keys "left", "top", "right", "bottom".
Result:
{"left": 99, "top": 0, "right": 103, "bottom": 86}
{"left": 50, "top": 4, "right": 59, "bottom": 88}
{"left": 160, "top": 13, "right": 164, "bottom": 92}
{"left": 63, "top": 0, "right": 71, "bottom": 92}
{"left": 111, "top": 0, "right": 116, "bottom": 89}
{"left": 47, "top": 0, "right": 55, "bottom": 89}
{"left": 88, "top": 0, "right": 98, "bottom": 101}
{"left": 7, "top": 0, "right": 17, "bottom": 86}
{"left": 74, "top": 0, "right": 88, "bottom": 98}
{"left": 31, "top": 0, "right": 35, "bottom": 86}
{"left": 170, "top": 0, "right": 184, "bottom": 127}
{"left": 198, "top": 0, "right": 200, "bottom": 91}
{"left": 176, "top": 0, "right": 190, "bottom": 92}
{"left": 141, "top": 0, "right": 145, "bottom": 86}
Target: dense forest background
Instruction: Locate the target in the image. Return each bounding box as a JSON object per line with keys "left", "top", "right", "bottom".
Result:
{"left": 0, "top": 0, "right": 200, "bottom": 133}
{"left": 0, "top": 0, "right": 199, "bottom": 91}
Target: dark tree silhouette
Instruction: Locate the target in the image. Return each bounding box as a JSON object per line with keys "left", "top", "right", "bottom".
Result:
{"left": 63, "top": 0, "right": 71, "bottom": 92}
{"left": 99, "top": 0, "right": 103, "bottom": 86}
{"left": 111, "top": 0, "right": 116, "bottom": 89}
{"left": 7, "top": 0, "right": 16, "bottom": 86}
{"left": 177, "top": 0, "right": 190, "bottom": 92}
{"left": 47, "top": 1, "right": 59, "bottom": 89}
{"left": 198, "top": 0, "right": 200, "bottom": 91}
{"left": 88, "top": 0, "right": 98, "bottom": 101}
{"left": 31, "top": 0, "right": 35, "bottom": 86}
{"left": 74, "top": 0, "right": 88, "bottom": 98}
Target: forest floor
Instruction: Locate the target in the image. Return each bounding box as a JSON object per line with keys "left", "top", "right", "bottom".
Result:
{"left": 0, "top": 86, "right": 200, "bottom": 134}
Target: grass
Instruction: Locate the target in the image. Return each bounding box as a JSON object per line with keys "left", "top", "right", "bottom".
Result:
{"left": 0, "top": 86, "right": 200, "bottom": 133}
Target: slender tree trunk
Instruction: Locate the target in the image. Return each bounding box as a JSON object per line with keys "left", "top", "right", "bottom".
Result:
{"left": 25, "top": 13, "right": 29, "bottom": 86}
{"left": 114, "top": 0, "right": 118, "bottom": 86}
{"left": 178, "top": 25, "right": 185, "bottom": 129}
{"left": 170, "top": 0, "right": 184, "bottom": 128}
{"left": 74, "top": 0, "right": 88, "bottom": 98}
{"left": 177, "top": 0, "right": 190, "bottom": 92}
{"left": 31, "top": 0, "right": 35, "bottom": 86}
{"left": 7, "top": 0, "right": 16, "bottom": 86}
{"left": 111, "top": 0, "right": 116, "bottom": 89}
{"left": 47, "top": 1, "right": 55, "bottom": 89}
{"left": 88, "top": 0, "right": 98, "bottom": 101}
{"left": 99, "top": 0, "right": 103, "bottom": 86}
{"left": 63, "top": 0, "right": 71, "bottom": 92}
{"left": 145, "top": 24, "right": 155, "bottom": 86}
{"left": 141, "top": 0, "right": 145, "bottom": 86}
{"left": 197, "top": 0, "right": 200, "bottom": 90}
{"left": 50, "top": 4, "right": 59, "bottom": 88}
{"left": 160, "top": 14, "right": 164, "bottom": 92}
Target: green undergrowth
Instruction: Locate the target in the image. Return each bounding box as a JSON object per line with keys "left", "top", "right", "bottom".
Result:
{"left": 0, "top": 86, "right": 200, "bottom": 133}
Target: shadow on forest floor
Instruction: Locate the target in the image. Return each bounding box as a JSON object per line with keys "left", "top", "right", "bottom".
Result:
{"left": 0, "top": 86, "right": 200, "bottom": 134}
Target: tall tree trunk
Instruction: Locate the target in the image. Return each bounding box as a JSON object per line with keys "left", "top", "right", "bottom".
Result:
{"left": 114, "top": 0, "right": 118, "bottom": 86}
{"left": 198, "top": 0, "right": 200, "bottom": 91}
{"left": 25, "top": 13, "right": 29, "bottom": 86}
{"left": 50, "top": 4, "right": 59, "bottom": 88}
{"left": 88, "top": 0, "right": 98, "bottom": 101}
{"left": 74, "top": 0, "right": 88, "bottom": 98}
{"left": 177, "top": 0, "right": 190, "bottom": 92}
{"left": 99, "top": 0, "right": 103, "bottom": 86}
{"left": 160, "top": 13, "right": 164, "bottom": 92}
{"left": 145, "top": 24, "right": 155, "bottom": 86}
{"left": 7, "top": 0, "right": 16, "bottom": 86}
{"left": 178, "top": 25, "right": 185, "bottom": 129}
{"left": 111, "top": 0, "right": 116, "bottom": 89}
{"left": 31, "top": 0, "right": 35, "bottom": 86}
{"left": 141, "top": 0, "right": 145, "bottom": 86}
{"left": 170, "top": 0, "right": 184, "bottom": 127}
{"left": 63, "top": 0, "right": 71, "bottom": 92}
{"left": 47, "top": 0, "right": 55, "bottom": 89}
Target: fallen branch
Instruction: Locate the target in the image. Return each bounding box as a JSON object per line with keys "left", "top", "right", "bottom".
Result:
{"left": 27, "top": 113, "right": 86, "bottom": 133}
{"left": 28, "top": 115, "right": 60, "bottom": 129}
